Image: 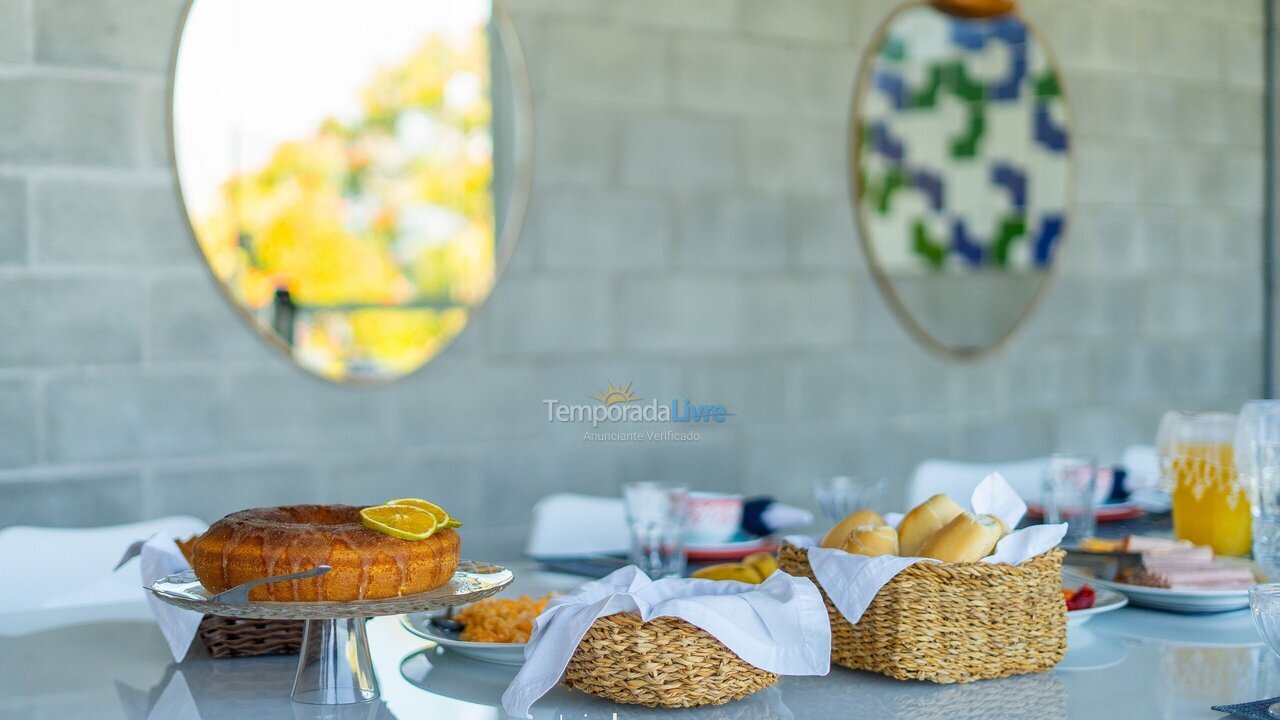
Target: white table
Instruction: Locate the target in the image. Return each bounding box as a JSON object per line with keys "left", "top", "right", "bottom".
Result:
{"left": 2, "top": 569, "right": 1277, "bottom": 720}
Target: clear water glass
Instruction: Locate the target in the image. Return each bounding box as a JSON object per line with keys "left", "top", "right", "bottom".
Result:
{"left": 813, "top": 476, "right": 886, "bottom": 525}
{"left": 1240, "top": 402, "right": 1280, "bottom": 566}
{"left": 1042, "top": 454, "right": 1096, "bottom": 543}
{"left": 1254, "top": 442, "right": 1280, "bottom": 569}
{"left": 622, "top": 482, "right": 688, "bottom": 578}
{"left": 1249, "top": 584, "right": 1280, "bottom": 717}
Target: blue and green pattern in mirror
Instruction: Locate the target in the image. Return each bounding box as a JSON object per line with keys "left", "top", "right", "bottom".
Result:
{"left": 853, "top": 2, "right": 1070, "bottom": 356}
{"left": 172, "top": 0, "right": 531, "bottom": 383}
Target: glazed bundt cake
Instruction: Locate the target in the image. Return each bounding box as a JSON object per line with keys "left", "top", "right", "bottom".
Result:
{"left": 192, "top": 504, "right": 460, "bottom": 601}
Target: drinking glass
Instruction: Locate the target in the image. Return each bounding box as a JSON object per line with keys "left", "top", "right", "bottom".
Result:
{"left": 812, "top": 476, "right": 886, "bottom": 525}
{"left": 1250, "top": 583, "right": 1280, "bottom": 717}
{"left": 1042, "top": 454, "right": 1096, "bottom": 543}
{"left": 1239, "top": 401, "right": 1280, "bottom": 565}
{"left": 622, "top": 482, "right": 688, "bottom": 578}
{"left": 1158, "top": 410, "right": 1250, "bottom": 556}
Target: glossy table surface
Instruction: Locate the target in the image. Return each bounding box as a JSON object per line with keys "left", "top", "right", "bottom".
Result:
{"left": 2, "top": 566, "right": 1277, "bottom": 720}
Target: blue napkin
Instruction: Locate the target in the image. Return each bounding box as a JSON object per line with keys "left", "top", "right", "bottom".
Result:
{"left": 1213, "top": 697, "right": 1280, "bottom": 719}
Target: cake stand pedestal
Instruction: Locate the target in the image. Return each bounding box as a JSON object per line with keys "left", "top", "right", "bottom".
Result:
{"left": 147, "top": 560, "right": 513, "bottom": 706}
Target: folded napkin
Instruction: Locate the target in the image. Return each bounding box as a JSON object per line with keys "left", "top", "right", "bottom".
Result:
{"left": 785, "top": 473, "right": 1067, "bottom": 625}
{"left": 501, "top": 565, "right": 831, "bottom": 718}
{"left": 140, "top": 534, "right": 205, "bottom": 662}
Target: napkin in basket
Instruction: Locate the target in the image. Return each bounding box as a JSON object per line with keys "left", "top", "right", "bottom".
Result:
{"left": 501, "top": 565, "right": 831, "bottom": 718}
{"left": 785, "top": 472, "right": 1068, "bottom": 625}
{"left": 139, "top": 534, "right": 205, "bottom": 661}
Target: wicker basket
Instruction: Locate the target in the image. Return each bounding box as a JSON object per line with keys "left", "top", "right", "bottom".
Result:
{"left": 777, "top": 542, "right": 1066, "bottom": 684}
{"left": 563, "top": 612, "right": 778, "bottom": 707}
{"left": 197, "top": 615, "right": 303, "bottom": 659}
{"left": 174, "top": 536, "right": 303, "bottom": 659}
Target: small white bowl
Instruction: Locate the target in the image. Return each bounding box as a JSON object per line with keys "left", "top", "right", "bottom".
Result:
{"left": 1065, "top": 585, "right": 1128, "bottom": 628}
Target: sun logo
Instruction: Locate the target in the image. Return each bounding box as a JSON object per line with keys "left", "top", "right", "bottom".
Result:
{"left": 591, "top": 381, "right": 640, "bottom": 406}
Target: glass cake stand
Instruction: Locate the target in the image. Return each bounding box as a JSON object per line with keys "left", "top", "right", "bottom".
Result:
{"left": 147, "top": 560, "right": 513, "bottom": 706}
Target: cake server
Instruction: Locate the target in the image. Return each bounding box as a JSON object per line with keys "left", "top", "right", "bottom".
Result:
{"left": 207, "top": 565, "right": 333, "bottom": 605}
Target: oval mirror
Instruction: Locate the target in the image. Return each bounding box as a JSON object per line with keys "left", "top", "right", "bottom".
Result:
{"left": 172, "top": 0, "right": 531, "bottom": 383}
{"left": 852, "top": 0, "right": 1071, "bottom": 358}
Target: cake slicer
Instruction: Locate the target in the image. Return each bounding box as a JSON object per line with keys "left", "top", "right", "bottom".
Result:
{"left": 207, "top": 565, "right": 332, "bottom": 605}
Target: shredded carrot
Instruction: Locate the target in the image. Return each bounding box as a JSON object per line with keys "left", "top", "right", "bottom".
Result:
{"left": 455, "top": 594, "right": 554, "bottom": 643}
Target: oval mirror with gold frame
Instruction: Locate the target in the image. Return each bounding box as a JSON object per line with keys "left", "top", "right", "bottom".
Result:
{"left": 171, "top": 0, "right": 532, "bottom": 383}
{"left": 851, "top": 0, "right": 1071, "bottom": 358}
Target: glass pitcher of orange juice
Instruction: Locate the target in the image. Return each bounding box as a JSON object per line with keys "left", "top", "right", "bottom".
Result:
{"left": 1157, "top": 410, "right": 1252, "bottom": 556}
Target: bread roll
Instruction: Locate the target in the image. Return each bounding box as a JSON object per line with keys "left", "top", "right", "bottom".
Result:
{"left": 842, "top": 525, "right": 898, "bottom": 557}
{"left": 819, "top": 508, "right": 886, "bottom": 549}
{"left": 897, "top": 494, "right": 965, "bottom": 556}
{"left": 918, "top": 513, "right": 1005, "bottom": 563}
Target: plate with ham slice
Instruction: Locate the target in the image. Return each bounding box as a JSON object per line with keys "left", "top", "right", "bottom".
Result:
{"left": 1065, "top": 557, "right": 1266, "bottom": 613}
{"left": 1064, "top": 534, "right": 1269, "bottom": 612}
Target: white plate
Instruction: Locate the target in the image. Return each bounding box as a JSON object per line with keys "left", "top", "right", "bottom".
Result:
{"left": 401, "top": 612, "right": 527, "bottom": 665}
{"left": 1063, "top": 559, "right": 1269, "bottom": 613}
{"left": 1065, "top": 586, "right": 1128, "bottom": 627}
{"left": 1058, "top": 627, "right": 1129, "bottom": 672}
{"left": 1086, "top": 604, "right": 1261, "bottom": 647}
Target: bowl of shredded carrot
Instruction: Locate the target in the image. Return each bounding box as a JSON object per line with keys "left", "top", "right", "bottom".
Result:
{"left": 402, "top": 593, "right": 556, "bottom": 665}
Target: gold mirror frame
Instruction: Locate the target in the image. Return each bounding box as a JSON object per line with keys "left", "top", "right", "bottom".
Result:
{"left": 166, "top": 0, "right": 535, "bottom": 384}
{"left": 849, "top": 0, "right": 1074, "bottom": 360}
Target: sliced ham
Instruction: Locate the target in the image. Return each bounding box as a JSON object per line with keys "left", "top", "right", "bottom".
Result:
{"left": 1117, "top": 535, "right": 1254, "bottom": 590}
{"left": 1124, "top": 535, "right": 1193, "bottom": 553}
{"left": 1130, "top": 565, "right": 1255, "bottom": 590}
{"left": 1145, "top": 547, "right": 1214, "bottom": 562}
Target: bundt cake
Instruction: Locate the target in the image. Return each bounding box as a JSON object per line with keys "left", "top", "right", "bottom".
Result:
{"left": 192, "top": 504, "right": 460, "bottom": 601}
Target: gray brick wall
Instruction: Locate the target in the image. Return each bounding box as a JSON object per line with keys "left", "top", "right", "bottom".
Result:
{"left": 0, "top": 0, "right": 1266, "bottom": 560}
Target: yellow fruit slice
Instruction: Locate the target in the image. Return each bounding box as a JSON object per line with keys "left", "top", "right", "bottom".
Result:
{"left": 742, "top": 552, "right": 778, "bottom": 580}
{"left": 691, "top": 563, "right": 763, "bottom": 583}
{"left": 360, "top": 505, "right": 441, "bottom": 541}
{"left": 385, "top": 498, "right": 463, "bottom": 529}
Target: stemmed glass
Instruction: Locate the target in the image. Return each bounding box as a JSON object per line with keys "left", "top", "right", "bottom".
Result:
{"left": 1239, "top": 401, "right": 1280, "bottom": 566}
{"left": 622, "top": 482, "right": 688, "bottom": 578}
{"left": 1250, "top": 584, "right": 1280, "bottom": 717}
{"left": 812, "top": 476, "right": 886, "bottom": 525}
{"left": 1041, "top": 454, "right": 1096, "bottom": 544}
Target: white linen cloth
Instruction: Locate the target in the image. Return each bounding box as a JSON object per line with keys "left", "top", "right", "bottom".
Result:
{"left": 501, "top": 565, "right": 831, "bottom": 718}
{"left": 785, "top": 473, "right": 1067, "bottom": 625}
{"left": 140, "top": 534, "right": 205, "bottom": 661}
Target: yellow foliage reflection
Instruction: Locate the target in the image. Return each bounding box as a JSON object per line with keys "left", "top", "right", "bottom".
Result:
{"left": 193, "top": 27, "right": 495, "bottom": 381}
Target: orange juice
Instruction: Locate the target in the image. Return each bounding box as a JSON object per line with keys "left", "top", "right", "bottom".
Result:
{"left": 1168, "top": 443, "right": 1251, "bottom": 556}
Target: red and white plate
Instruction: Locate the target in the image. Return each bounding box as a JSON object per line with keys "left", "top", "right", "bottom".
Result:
{"left": 1026, "top": 502, "right": 1144, "bottom": 523}
{"left": 685, "top": 536, "right": 776, "bottom": 562}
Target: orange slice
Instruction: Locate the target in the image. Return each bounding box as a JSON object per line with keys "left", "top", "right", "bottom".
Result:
{"left": 360, "top": 505, "right": 441, "bottom": 541}
{"left": 385, "top": 498, "right": 463, "bottom": 529}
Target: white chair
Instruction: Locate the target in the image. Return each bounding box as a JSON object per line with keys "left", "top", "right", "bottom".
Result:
{"left": 0, "top": 515, "right": 206, "bottom": 636}
{"left": 525, "top": 493, "right": 627, "bottom": 559}
{"left": 1121, "top": 444, "right": 1159, "bottom": 490}
{"left": 906, "top": 458, "right": 1047, "bottom": 509}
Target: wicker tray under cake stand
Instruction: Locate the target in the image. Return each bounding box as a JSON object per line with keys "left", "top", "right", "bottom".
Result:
{"left": 147, "top": 560, "right": 513, "bottom": 706}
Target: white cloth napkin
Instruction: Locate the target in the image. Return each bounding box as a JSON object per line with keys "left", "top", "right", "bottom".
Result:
{"left": 501, "top": 565, "right": 831, "bottom": 719}
{"left": 785, "top": 473, "right": 1067, "bottom": 625}
{"left": 140, "top": 534, "right": 205, "bottom": 662}
{"left": 526, "top": 494, "right": 629, "bottom": 558}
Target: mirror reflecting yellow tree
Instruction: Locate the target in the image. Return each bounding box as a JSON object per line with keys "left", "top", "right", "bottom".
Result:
{"left": 173, "top": 0, "right": 530, "bottom": 382}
